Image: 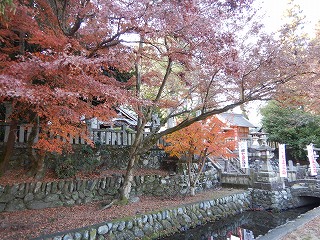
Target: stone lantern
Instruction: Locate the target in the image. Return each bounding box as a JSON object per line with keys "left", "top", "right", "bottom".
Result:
{"left": 249, "top": 131, "right": 280, "bottom": 190}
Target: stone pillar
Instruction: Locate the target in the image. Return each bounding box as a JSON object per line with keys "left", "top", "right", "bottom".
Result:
{"left": 251, "top": 135, "right": 259, "bottom": 148}
{"left": 121, "top": 125, "right": 128, "bottom": 145}
{"left": 253, "top": 152, "right": 283, "bottom": 191}
{"left": 250, "top": 139, "right": 291, "bottom": 210}
{"left": 4, "top": 102, "right": 12, "bottom": 142}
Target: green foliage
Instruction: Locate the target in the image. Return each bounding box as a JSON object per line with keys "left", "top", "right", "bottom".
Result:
{"left": 261, "top": 101, "right": 320, "bottom": 160}
{"left": 0, "top": 0, "right": 15, "bottom": 15}
{"left": 54, "top": 145, "right": 101, "bottom": 179}
{"left": 98, "top": 146, "right": 131, "bottom": 169}
{"left": 55, "top": 157, "right": 77, "bottom": 179}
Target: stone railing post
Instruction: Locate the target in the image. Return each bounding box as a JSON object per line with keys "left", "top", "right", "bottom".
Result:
{"left": 121, "top": 125, "right": 128, "bottom": 145}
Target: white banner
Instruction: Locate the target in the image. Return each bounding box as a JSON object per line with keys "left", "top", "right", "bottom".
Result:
{"left": 238, "top": 141, "right": 249, "bottom": 168}
{"left": 230, "top": 235, "right": 240, "bottom": 240}
{"left": 243, "top": 228, "right": 255, "bottom": 240}
{"left": 278, "top": 144, "right": 287, "bottom": 177}
{"left": 307, "top": 144, "right": 317, "bottom": 176}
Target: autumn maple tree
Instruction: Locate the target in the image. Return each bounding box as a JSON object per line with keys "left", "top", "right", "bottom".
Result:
{"left": 162, "top": 117, "right": 234, "bottom": 196}
{"left": 0, "top": 0, "right": 133, "bottom": 177}
{"left": 0, "top": 0, "right": 314, "bottom": 200}
{"left": 118, "top": 1, "right": 313, "bottom": 200}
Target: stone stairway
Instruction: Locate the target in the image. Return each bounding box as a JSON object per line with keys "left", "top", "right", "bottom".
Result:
{"left": 208, "top": 155, "right": 246, "bottom": 174}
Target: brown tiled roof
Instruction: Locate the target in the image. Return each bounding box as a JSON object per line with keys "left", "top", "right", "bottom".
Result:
{"left": 218, "top": 113, "right": 256, "bottom": 128}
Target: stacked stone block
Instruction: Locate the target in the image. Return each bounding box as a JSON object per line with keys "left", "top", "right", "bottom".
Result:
{"left": 0, "top": 171, "right": 219, "bottom": 212}
{"left": 38, "top": 192, "right": 250, "bottom": 240}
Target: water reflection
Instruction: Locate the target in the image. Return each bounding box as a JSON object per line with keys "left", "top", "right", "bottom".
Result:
{"left": 158, "top": 205, "right": 316, "bottom": 240}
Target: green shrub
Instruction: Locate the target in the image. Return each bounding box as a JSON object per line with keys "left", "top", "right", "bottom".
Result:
{"left": 55, "top": 157, "right": 77, "bottom": 179}
{"left": 53, "top": 145, "right": 101, "bottom": 179}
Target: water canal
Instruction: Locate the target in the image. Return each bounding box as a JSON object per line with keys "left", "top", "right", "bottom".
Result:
{"left": 158, "top": 204, "right": 319, "bottom": 240}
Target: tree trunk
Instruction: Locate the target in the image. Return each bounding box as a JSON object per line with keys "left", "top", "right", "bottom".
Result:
{"left": 187, "top": 155, "right": 196, "bottom": 196}
{"left": 190, "top": 185, "right": 196, "bottom": 196}
{"left": 0, "top": 121, "right": 17, "bottom": 176}
{"left": 120, "top": 125, "right": 144, "bottom": 201}
{"left": 187, "top": 151, "right": 207, "bottom": 196}
{"left": 28, "top": 147, "right": 46, "bottom": 179}
{"left": 26, "top": 114, "right": 45, "bottom": 179}
{"left": 33, "top": 149, "right": 46, "bottom": 180}
{"left": 119, "top": 33, "right": 152, "bottom": 201}
{"left": 120, "top": 153, "right": 139, "bottom": 201}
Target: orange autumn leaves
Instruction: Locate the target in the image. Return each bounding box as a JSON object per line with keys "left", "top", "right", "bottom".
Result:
{"left": 162, "top": 116, "right": 235, "bottom": 160}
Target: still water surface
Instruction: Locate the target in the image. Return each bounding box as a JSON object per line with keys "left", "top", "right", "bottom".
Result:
{"left": 158, "top": 205, "right": 316, "bottom": 240}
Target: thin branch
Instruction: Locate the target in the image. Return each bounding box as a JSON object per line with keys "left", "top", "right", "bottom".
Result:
{"left": 140, "top": 99, "right": 249, "bottom": 151}
{"left": 202, "top": 70, "right": 220, "bottom": 113}
{"left": 88, "top": 27, "right": 136, "bottom": 58}
{"left": 154, "top": 57, "right": 173, "bottom": 103}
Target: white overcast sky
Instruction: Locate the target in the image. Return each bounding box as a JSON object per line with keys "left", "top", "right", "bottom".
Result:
{"left": 257, "top": 0, "right": 320, "bottom": 36}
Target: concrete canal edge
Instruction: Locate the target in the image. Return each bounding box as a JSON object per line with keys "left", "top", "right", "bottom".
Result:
{"left": 32, "top": 191, "right": 251, "bottom": 240}
{"left": 257, "top": 206, "right": 320, "bottom": 240}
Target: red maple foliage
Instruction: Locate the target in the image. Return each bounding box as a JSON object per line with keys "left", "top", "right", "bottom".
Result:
{"left": 162, "top": 116, "right": 235, "bottom": 195}
{"left": 163, "top": 117, "right": 235, "bottom": 160}
{"left": 0, "top": 0, "right": 137, "bottom": 176}
{"left": 1, "top": 0, "right": 255, "bottom": 182}
{"left": 0, "top": 1, "right": 312, "bottom": 197}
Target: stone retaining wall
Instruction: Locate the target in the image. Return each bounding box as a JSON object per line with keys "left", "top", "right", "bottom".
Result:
{"left": 0, "top": 170, "right": 219, "bottom": 212}
{"left": 220, "top": 173, "right": 252, "bottom": 187}
{"left": 0, "top": 145, "right": 165, "bottom": 172}
{"left": 35, "top": 191, "right": 251, "bottom": 240}
{"left": 98, "top": 146, "right": 165, "bottom": 170}
{"left": 250, "top": 188, "right": 316, "bottom": 210}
